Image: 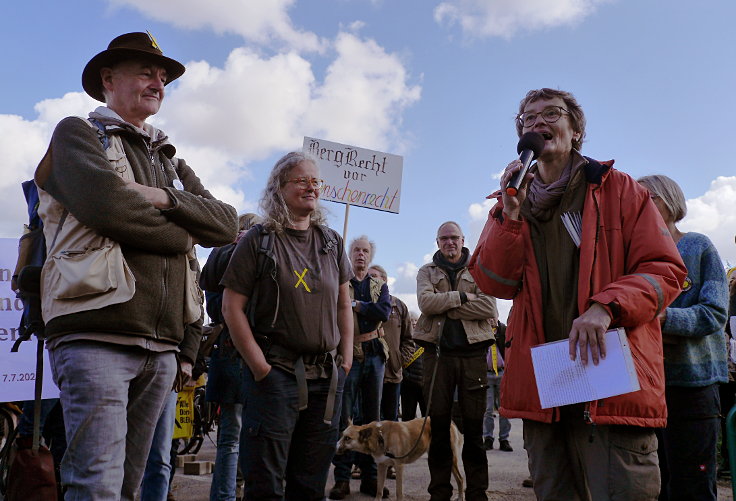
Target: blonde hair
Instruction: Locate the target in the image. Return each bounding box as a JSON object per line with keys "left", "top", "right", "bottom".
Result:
{"left": 368, "top": 264, "right": 388, "bottom": 282}
{"left": 637, "top": 174, "right": 687, "bottom": 223}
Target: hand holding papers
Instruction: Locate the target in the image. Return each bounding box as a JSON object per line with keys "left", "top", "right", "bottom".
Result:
{"left": 531, "top": 328, "right": 640, "bottom": 409}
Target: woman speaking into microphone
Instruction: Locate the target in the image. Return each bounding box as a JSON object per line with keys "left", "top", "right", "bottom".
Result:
{"left": 469, "top": 88, "right": 687, "bottom": 501}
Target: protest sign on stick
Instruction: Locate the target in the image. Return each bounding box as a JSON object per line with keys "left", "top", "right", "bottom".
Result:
{"left": 303, "top": 137, "right": 403, "bottom": 240}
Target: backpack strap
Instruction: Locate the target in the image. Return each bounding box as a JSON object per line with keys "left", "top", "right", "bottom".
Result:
{"left": 246, "top": 224, "right": 275, "bottom": 328}
{"left": 316, "top": 224, "right": 340, "bottom": 267}
{"left": 87, "top": 118, "right": 110, "bottom": 150}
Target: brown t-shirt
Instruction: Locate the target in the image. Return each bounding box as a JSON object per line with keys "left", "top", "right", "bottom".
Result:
{"left": 220, "top": 225, "right": 352, "bottom": 356}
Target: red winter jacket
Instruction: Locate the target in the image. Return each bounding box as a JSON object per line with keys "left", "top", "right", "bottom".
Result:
{"left": 469, "top": 159, "right": 687, "bottom": 427}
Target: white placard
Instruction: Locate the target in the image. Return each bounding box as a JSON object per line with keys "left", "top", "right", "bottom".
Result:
{"left": 531, "top": 328, "right": 640, "bottom": 409}
{"left": 303, "top": 137, "right": 403, "bottom": 214}
{"left": 0, "top": 237, "right": 60, "bottom": 400}
{"left": 1, "top": 340, "right": 59, "bottom": 400}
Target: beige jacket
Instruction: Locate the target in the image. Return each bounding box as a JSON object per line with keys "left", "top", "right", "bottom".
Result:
{"left": 414, "top": 256, "right": 497, "bottom": 346}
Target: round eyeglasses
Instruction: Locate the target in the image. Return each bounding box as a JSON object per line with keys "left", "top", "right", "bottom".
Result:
{"left": 285, "top": 177, "right": 324, "bottom": 189}
{"left": 516, "top": 106, "right": 570, "bottom": 128}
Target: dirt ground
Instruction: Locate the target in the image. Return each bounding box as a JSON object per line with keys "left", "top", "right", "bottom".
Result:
{"left": 169, "top": 417, "right": 734, "bottom": 501}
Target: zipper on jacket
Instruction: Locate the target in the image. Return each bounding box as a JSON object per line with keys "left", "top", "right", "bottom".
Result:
{"left": 584, "top": 403, "right": 597, "bottom": 442}
{"left": 137, "top": 135, "right": 160, "bottom": 187}
{"left": 630, "top": 350, "right": 657, "bottom": 387}
{"left": 589, "top": 186, "right": 602, "bottom": 298}
{"left": 154, "top": 256, "right": 168, "bottom": 337}
{"left": 269, "top": 266, "right": 279, "bottom": 328}
{"left": 583, "top": 403, "right": 592, "bottom": 424}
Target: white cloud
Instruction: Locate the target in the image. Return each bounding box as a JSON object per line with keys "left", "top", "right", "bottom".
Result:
{"left": 466, "top": 197, "right": 494, "bottom": 250}
{"left": 162, "top": 50, "right": 315, "bottom": 160}
{"left": 680, "top": 176, "right": 736, "bottom": 266}
{"left": 434, "top": 0, "right": 609, "bottom": 39}
{"left": 391, "top": 261, "right": 420, "bottom": 294}
{"left": 161, "top": 31, "right": 420, "bottom": 164}
{"left": 0, "top": 93, "right": 97, "bottom": 237}
{"left": 110, "top": 0, "right": 324, "bottom": 52}
{"left": 303, "top": 32, "right": 421, "bottom": 151}
{"left": 0, "top": 29, "right": 420, "bottom": 238}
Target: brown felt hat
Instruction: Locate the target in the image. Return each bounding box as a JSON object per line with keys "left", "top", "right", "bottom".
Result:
{"left": 82, "top": 31, "right": 185, "bottom": 102}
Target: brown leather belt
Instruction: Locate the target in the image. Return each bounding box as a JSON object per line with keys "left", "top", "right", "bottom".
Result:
{"left": 355, "top": 330, "right": 379, "bottom": 343}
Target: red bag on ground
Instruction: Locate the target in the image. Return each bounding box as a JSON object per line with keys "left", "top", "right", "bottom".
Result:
{"left": 6, "top": 445, "right": 58, "bottom": 501}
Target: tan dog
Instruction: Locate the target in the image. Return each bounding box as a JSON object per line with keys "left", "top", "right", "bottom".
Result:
{"left": 336, "top": 417, "right": 464, "bottom": 501}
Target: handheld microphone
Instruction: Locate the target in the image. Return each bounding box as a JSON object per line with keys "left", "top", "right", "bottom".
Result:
{"left": 505, "top": 132, "right": 545, "bottom": 196}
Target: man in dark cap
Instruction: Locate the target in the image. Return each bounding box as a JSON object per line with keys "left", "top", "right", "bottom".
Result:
{"left": 34, "top": 32, "right": 237, "bottom": 499}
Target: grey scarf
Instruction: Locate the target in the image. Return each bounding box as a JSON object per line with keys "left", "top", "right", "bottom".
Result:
{"left": 527, "top": 160, "right": 574, "bottom": 221}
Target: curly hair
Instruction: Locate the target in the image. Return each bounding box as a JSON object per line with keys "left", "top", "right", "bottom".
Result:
{"left": 516, "top": 88, "right": 587, "bottom": 152}
{"left": 259, "top": 151, "right": 327, "bottom": 233}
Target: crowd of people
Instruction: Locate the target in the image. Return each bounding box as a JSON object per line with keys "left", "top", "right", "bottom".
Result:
{"left": 7, "top": 31, "right": 736, "bottom": 501}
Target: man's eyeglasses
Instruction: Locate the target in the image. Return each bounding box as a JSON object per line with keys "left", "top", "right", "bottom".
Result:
{"left": 284, "top": 177, "right": 324, "bottom": 189}
{"left": 516, "top": 106, "right": 570, "bottom": 128}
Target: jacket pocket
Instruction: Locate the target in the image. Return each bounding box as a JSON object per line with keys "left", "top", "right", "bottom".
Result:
{"left": 608, "top": 426, "right": 658, "bottom": 455}
{"left": 458, "top": 271, "right": 477, "bottom": 291}
{"left": 51, "top": 244, "right": 120, "bottom": 299}
{"left": 183, "top": 249, "right": 203, "bottom": 324}
{"left": 105, "top": 136, "right": 135, "bottom": 182}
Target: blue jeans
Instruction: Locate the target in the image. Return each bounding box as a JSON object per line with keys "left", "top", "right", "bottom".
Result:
{"left": 381, "top": 381, "right": 401, "bottom": 421}
{"left": 210, "top": 402, "right": 243, "bottom": 501}
{"left": 141, "top": 392, "right": 177, "bottom": 501}
{"left": 240, "top": 366, "right": 344, "bottom": 500}
{"left": 483, "top": 371, "right": 510, "bottom": 441}
{"left": 333, "top": 352, "right": 385, "bottom": 483}
{"left": 48, "top": 341, "right": 177, "bottom": 501}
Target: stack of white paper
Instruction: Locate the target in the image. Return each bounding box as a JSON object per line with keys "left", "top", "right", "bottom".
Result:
{"left": 531, "top": 328, "right": 640, "bottom": 409}
{"left": 561, "top": 211, "right": 582, "bottom": 247}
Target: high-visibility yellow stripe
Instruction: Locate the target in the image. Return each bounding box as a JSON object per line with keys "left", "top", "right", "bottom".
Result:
{"left": 404, "top": 347, "right": 424, "bottom": 368}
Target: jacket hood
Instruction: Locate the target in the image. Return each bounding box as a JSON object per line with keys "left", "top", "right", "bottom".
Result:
{"left": 89, "top": 106, "right": 176, "bottom": 158}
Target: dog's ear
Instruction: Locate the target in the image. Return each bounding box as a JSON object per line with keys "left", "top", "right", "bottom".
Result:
{"left": 348, "top": 417, "right": 353, "bottom": 426}
{"left": 358, "top": 428, "right": 373, "bottom": 442}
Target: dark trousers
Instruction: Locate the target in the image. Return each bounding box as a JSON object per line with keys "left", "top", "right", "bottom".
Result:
{"left": 423, "top": 351, "right": 488, "bottom": 501}
{"left": 381, "top": 381, "right": 401, "bottom": 421}
{"left": 658, "top": 384, "right": 720, "bottom": 501}
{"left": 401, "top": 378, "right": 426, "bottom": 421}
{"left": 240, "top": 366, "right": 344, "bottom": 501}
{"left": 333, "top": 353, "right": 384, "bottom": 483}
{"left": 719, "top": 380, "right": 736, "bottom": 471}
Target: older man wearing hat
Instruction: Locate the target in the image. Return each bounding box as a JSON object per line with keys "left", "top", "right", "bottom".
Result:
{"left": 34, "top": 32, "right": 237, "bottom": 500}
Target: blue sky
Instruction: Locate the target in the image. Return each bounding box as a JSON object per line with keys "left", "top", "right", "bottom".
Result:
{"left": 3, "top": 0, "right": 736, "bottom": 320}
